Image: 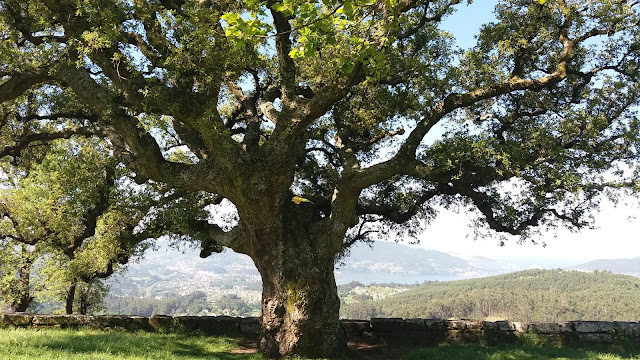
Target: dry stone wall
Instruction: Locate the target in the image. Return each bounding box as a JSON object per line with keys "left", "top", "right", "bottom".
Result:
{"left": 347, "top": 318, "right": 640, "bottom": 346}
{"left": 2, "top": 314, "right": 640, "bottom": 346}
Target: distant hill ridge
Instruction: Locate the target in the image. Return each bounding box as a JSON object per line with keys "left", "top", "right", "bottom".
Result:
{"left": 567, "top": 257, "right": 640, "bottom": 276}
{"left": 340, "top": 269, "right": 640, "bottom": 322}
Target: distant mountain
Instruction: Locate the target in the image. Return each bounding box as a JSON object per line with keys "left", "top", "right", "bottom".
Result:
{"left": 108, "top": 241, "right": 521, "bottom": 300}
{"left": 335, "top": 242, "right": 515, "bottom": 284}
{"left": 340, "top": 269, "right": 640, "bottom": 322}
{"left": 567, "top": 257, "right": 640, "bottom": 276}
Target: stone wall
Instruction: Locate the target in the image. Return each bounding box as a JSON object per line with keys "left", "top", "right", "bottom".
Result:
{"left": 2, "top": 314, "right": 640, "bottom": 346}
{"left": 0, "top": 314, "right": 261, "bottom": 336}
{"left": 343, "top": 318, "right": 640, "bottom": 346}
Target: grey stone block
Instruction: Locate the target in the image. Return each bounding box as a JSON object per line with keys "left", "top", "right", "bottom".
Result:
{"left": 341, "top": 319, "right": 372, "bottom": 335}
{"left": 404, "top": 318, "right": 427, "bottom": 331}
{"left": 513, "top": 322, "right": 528, "bottom": 333}
{"left": 496, "top": 320, "right": 515, "bottom": 331}
{"left": 578, "top": 333, "right": 614, "bottom": 343}
{"left": 464, "top": 319, "right": 483, "bottom": 330}
{"left": 0, "top": 313, "right": 32, "bottom": 327}
{"left": 447, "top": 319, "right": 467, "bottom": 330}
{"left": 482, "top": 321, "right": 499, "bottom": 330}
{"left": 90, "top": 315, "right": 150, "bottom": 331}
{"left": 149, "top": 315, "right": 174, "bottom": 332}
{"left": 574, "top": 321, "right": 616, "bottom": 334}
{"left": 239, "top": 317, "right": 261, "bottom": 335}
{"left": 32, "top": 315, "right": 94, "bottom": 327}
{"left": 370, "top": 318, "right": 404, "bottom": 332}
{"left": 613, "top": 322, "right": 640, "bottom": 336}
{"left": 425, "top": 319, "right": 447, "bottom": 330}
{"left": 197, "top": 316, "right": 240, "bottom": 335}
{"left": 173, "top": 316, "right": 200, "bottom": 331}
{"left": 529, "top": 322, "right": 572, "bottom": 334}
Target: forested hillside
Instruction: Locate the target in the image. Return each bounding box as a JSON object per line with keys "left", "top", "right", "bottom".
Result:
{"left": 340, "top": 270, "right": 640, "bottom": 322}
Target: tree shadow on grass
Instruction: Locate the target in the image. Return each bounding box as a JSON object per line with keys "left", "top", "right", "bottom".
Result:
{"left": 401, "top": 343, "right": 640, "bottom": 360}
{"left": 12, "top": 330, "right": 263, "bottom": 360}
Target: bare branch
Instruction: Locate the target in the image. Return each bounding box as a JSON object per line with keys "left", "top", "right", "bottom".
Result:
{"left": 356, "top": 189, "right": 439, "bottom": 224}
{"left": 363, "top": 127, "right": 406, "bottom": 146}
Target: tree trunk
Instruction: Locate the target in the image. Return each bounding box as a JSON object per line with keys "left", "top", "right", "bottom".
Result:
{"left": 79, "top": 282, "right": 90, "bottom": 315}
{"left": 241, "top": 203, "right": 347, "bottom": 359}
{"left": 66, "top": 282, "right": 77, "bottom": 315}
{"left": 255, "top": 255, "right": 345, "bottom": 358}
{"left": 10, "top": 265, "right": 33, "bottom": 312}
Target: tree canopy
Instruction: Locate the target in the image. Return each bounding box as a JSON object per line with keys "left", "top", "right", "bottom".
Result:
{"left": 1, "top": 0, "right": 639, "bottom": 358}
{"left": 0, "top": 136, "right": 219, "bottom": 314}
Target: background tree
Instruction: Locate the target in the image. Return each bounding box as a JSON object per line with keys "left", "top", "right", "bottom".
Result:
{"left": 1, "top": 0, "right": 639, "bottom": 358}
{"left": 0, "top": 241, "right": 36, "bottom": 312}
{"left": 0, "top": 136, "right": 216, "bottom": 314}
{"left": 0, "top": 137, "right": 129, "bottom": 313}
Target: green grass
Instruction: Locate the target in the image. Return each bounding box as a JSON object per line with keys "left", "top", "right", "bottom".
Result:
{"left": 403, "top": 345, "right": 640, "bottom": 360}
{"left": 2, "top": 327, "right": 640, "bottom": 360}
{"left": 0, "top": 328, "right": 263, "bottom": 360}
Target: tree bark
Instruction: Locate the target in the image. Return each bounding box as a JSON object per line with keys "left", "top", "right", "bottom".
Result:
{"left": 256, "top": 255, "right": 345, "bottom": 358}
{"left": 240, "top": 202, "right": 347, "bottom": 359}
{"left": 78, "top": 282, "right": 91, "bottom": 315}
{"left": 10, "top": 265, "right": 33, "bottom": 313}
{"left": 65, "top": 282, "right": 77, "bottom": 315}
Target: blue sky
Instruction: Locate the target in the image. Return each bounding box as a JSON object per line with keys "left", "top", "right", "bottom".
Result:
{"left": 441, "top": 1, "right": 497, "bottom": 49}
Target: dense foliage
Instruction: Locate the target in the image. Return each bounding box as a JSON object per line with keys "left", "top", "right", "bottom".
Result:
{"left": 0, "top": 137, "right": 221, "bottom": 314}
{"left": 341, "top": 269, "right": 640, "bottom": 322}
{"left": 1, "top": 0, "right": 639, "bottom": 357}
{"left": 0, "top": 139, "right": 137, "bottom": 313}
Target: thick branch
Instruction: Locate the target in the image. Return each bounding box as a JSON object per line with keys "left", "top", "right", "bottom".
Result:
{"left": 0, "top": 72, "right": 52, "bottom": 103}
{"left": 394, "top": 0, "right": 463, "bottom": 40}
{"left": 197, "top": 224, "right": 248, "bottom": 257}
{"left": 356, "top": 189, "right": 439, "bottom": 224}
{"left": 64, "top": 167, "right": 116, "bottom": 257}
{"left": 268, "top": 2, "right": 297, "bottom": 102}
{"left": 53, "top": 64, "right": 233, "bottom": 194}
{"left": 0, "top": 126, "right": 109, "bottom": 159}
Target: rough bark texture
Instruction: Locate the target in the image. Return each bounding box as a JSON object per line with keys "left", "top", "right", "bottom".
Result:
{"left": 65, "top": 282, "right": 77, "bottom": 315}
{"left": 10, "top": 265, "right": 33, "bottom": 313}
{"left": 3, "top": 1, "right": 634, "bottom": 358}
{"left": 256, "top": 250, "right": 345, "bottom": 358}
{"left": 236, "top": 196, "right": 347, "bottom": 358}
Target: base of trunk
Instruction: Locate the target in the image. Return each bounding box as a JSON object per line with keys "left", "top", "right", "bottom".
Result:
{"left": 259, "top": 320, "right": 347, "bottom": 359}
{"left": 256, "top": 258, "right": 346, "bottom": 358}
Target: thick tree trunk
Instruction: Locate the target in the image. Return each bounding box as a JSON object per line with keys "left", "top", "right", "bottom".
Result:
{"left": 255, "top": 255, "right": 345, "bottom": 359}
{"left": 10, "top": 265, "right": 33, "bottom": 312}
{"left": 242, "top": 203, "right": 347, "bottom": 359}
{"left": 65, "top": 282, "right": 77, "bottom": 315}
{"left": 223, "top": 161, "right": 356, "bottom": 358}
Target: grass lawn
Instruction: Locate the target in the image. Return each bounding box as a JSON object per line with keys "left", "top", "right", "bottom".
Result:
{"left": 404, "top": 338, "right": 640, "bottom": 360}
{"left": 0, "top": 327, "right": 262, "bottom": 360}
{"left": 2, "top": 327, "right": 640, "bottom": 359}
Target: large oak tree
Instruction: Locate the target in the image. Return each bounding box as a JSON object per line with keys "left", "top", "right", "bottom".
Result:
{"left": 1, "top": 0, "right": 639, "bottom": 357}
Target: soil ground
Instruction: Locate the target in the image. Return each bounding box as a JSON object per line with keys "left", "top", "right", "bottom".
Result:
{"left": 231, "top": 336, "right": 418, "bottom": 359}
